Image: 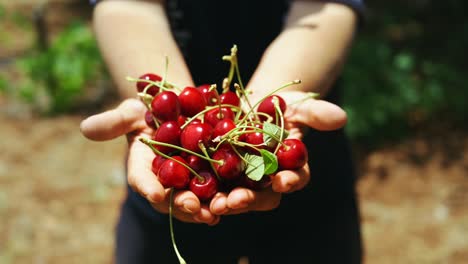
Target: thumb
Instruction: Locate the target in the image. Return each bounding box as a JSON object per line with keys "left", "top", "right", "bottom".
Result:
{"left": 80, "top": 98, "right": 147, "bottom": 141}
{"left": 285, "top": 99, "right": 347, "bottom": 131}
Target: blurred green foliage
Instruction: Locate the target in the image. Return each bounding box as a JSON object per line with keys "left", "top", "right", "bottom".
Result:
{"left": 15, "top": 20, "right": 105, "bottom": 114}
{"left": 342, "top": 1, "right": 468, "bottom": 143}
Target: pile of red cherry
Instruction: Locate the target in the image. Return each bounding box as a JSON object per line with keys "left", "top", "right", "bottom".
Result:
{"left": 132, "top": 70, "right": 307, "bottom": 203}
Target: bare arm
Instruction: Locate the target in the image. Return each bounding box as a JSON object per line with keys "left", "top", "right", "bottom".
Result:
{"left": 248, "top": 1, "right": 357, "bottom": 101}
{"left": 93, "top": 0, "right": 194, "bottom": 98}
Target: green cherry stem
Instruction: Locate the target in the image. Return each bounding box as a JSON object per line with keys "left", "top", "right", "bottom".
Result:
{"left": 180, "top": 104, "right": 242, "bottom": 130}
{"left": 288, "top": 92, "right": 321, "bottom": 106}
{"left": 140, "top": 138, "right": 223, "bottom": 167}
{"left": 273, "top": 97, "right": 286, "bottom": 155}
{"left": 238, "top": 80, "right": 301, "bottom": 126}
{"left": 139, "top": 138, "right": 206, "bottom": 182}
{"left": 169, "top": 188, "right": 187, "bottom": 264}
{"left": 198, "top": 142, "right": 222, "bottom": 181}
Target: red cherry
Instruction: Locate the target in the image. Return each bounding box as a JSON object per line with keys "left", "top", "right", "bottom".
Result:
{"left": 219, "top": 91, "right": 240, "bottom": 107}
{"left": 244, "top": 131, "right": 266, "bottom": 154}
{"left": 184, "top": 154, "right": 210, "bottom": 172}
{"left": 151, "top": 91, "right": 181, "bottom": 122}
{"left": 151, "top": 155, "right": 167, "bottom": 175}
{"left": 276, "top": 138, "right": 308, "bottom": 170}
{"left": 136, "top": 73, "right": 162, "bottom": 96}
{"left": 152, "top": 121, "right": 181, "bottom": 154}
{"left": 180, "top": 123, "right": 213, "bottom": 153}
{"left": 204, "top": 107, "right": 235, "bottom": 127}
{"left": 257, "top": 95, "right": 286, "bottom": 123}
{"left": 240, "top": 174, "right": 272, "bottom": 190}
{"left": 157, "top": 156, "right": 191, "bottom": 189}
{"left": 145, "top": 110, "right": 157, "bottom": 129}
{"left": 197, "top": 84, "right": 218, "bottom": 106}
{"left": 179, "top": 86, "right": 207, "bottom": 117}
{"left": 212, "top": 147, "right": 244, "bottom": 181}
{"left": 212, "top": 118, "right": 236, "bottom": 139}
{"left": 189, "top": 171, "right": 219, "bottom": 202}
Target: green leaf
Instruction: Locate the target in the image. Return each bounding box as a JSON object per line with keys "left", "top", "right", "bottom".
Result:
{"left": 263, "top": 122, "right": 288, "bottom": 147}
{"left": 244, "top": 154, "right": 264, "bottom": 181}
{"left": 260, "top": 149, "right": 278, "bottom": 175}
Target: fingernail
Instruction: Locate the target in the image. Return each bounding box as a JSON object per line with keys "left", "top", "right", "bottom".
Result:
{"left": 182, "top": 199, "right": 196, "bottom": 214}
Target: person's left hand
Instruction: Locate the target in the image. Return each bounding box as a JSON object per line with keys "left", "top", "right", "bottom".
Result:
{"left": 209, "top": 90, "right": 347, "bottom": 215}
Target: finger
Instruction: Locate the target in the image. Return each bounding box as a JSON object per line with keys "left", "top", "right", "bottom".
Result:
{"left": 174, "top": 190, "right": 201, "bottom": 214}
{"left": 194, "top": 205, "right": 221, "bottom": 225}
{"left": 285, "top": 98, "right": 347, "bottom": 131}
{"left": 271, "top": 164, "right": 310, "bottom": 193}
{"left": 226, "top": 187, "right": 256, "bottom": 210}
{"left": 152, "top": 190, "right": 219, "bottom": 225}
{"left": 224, "top": 187, "right": 281, "bottom": 215}
{"left": 127, "top": 136, "right": 166, "bottom": 203}
{"left": 210, "top": 192, "right": 230, "bottom": 215}
{"left": 80, "top": 98, "right": 147, "bottom": 141}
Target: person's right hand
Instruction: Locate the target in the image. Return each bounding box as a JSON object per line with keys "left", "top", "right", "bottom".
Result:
{"left": 80, "top": 98, "right": 220, "bottom": 225}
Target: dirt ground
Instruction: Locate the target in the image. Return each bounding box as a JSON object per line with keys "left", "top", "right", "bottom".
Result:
{"left": 1, "top": 112, "right": 467, "bottom": 264}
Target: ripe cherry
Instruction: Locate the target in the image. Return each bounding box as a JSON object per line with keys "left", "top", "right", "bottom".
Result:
{"left": 189, "top": 171, "right": 219, "bottom": 202}
{"left": 180, "top": 123, "right": 213, "bottom": 153}
{"left": 145, "top": 110, "right": 157, "bottom": 129}
{"left": 151, "top": 155, "right": 167, "bottom": 175}
{"left": 204, "top": 107, "right": 235, "bottom": 127}
{"left": 213, "top": 118, "right": 236, "bottom": 139}
{"left": 257, "top": 95, "right": 286, "bottom": 123}
{"left": 219, "top": 91, "right": 240, "bottom": 107}
{"left": 197, "top": 84, "right": 218, "bottom": 106}
{"left": 152, "top": 121, "right": 181, "bottom": 154}
{"left": 178, "top": 86, "right": 207, "bottom": 117}
{"left": 136, "top": 73, "right": 162, "bottom": 96}
{"left": 212, "top": 146, "right": 244, "bottom": 181}
{"left": 157, "top": 156, "right": 191, "bottom": 189}
{"left": 276, "top": 138, "right": 308, "bottom": 170}
{"left": 240, "top": 174, "right": 272, "bottom": 191}
{"left": 184, "top": 154, "right": 210, "bottom": 172}
{"left": 151, "top": 91, "right": 181, "bottom": 122}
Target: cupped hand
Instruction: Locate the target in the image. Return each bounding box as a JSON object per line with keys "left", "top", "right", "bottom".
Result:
{"left": 80, "top": 98, "right": 220, "bottom": 225}
{"left": 210, "top": 90, "right": 347, "bottom": 215}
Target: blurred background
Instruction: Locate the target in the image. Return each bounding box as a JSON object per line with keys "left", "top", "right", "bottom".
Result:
{"left": 0, "top": 0, "right": 467, "bottom": 263}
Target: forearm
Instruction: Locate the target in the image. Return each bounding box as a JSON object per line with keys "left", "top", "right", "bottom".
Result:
{"left": 248, "top": 2, "right": 357, "bottom": 101}
{"left": 93, "top": 0, "right": 193, "bottom": 98}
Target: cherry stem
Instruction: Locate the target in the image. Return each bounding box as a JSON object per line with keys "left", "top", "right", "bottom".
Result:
{"left": 169, "top": 188, "right": 187, "bottom": 264}
{"left": 180, "top": 104, "right": 242, "bottom": 130}
{"left": 273, "top": 98, "right": 286, "bottom": 154}
{"left": 238, "top": 80, "right": 301, "bottom": 126}
{"left": 288, "top": 92, "right": 320, "bottom": 106}
{"left": 198, "top": 142, "right": 222, "bottom": 181}
{"left": 140, "top": 138, "right": 223, "bottom": 168}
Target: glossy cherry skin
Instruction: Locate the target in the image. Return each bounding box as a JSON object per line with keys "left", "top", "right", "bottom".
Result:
{"left": 157, "top": 156, "right": 191, "bottom": 189}
{"left": 212, "top": 118, "right": 237, "bottom": 139}
{"left": 257, "top": 95, "right": 287, "bottom": 123}
{"left": 219, "top": 91, "right": 240, "bottom": 107}
{"left": 145, "top": 110, "right": 157, "bottom": 129}
{"left": 151, "top": 155, "right": 167, "bottom": 175}
{"left": 204, "top": 107, "right": 235, "bottom": 127}
{"left": 180, "top": 123, "right": 213, "bottom": 153}
{"left": 240, "top": 174, "right": 272, "bottom": 191}
{"left": 151, "top": 91, "right": 181, "bottom": 122}
{"left": 197, "top": 84, "right": 218, "bottom": 106}
{"left": 179, "top": 86, "right": 207, "bottom": 117}
{"left": 189, "top": 171, "right": 219, "bottom": 202}
{"left": 212, "top": 146, "right": 244, "bottom": 181}
{"left": 276, "top": 138, "right": 308, "bottom": 170}
{"left": 183, "top": 154, "right": 210, "bottom": 172}
{"left": 136, "top": 73, "right": 162, "bottom": 96}
{"left": 152, "top": 121, "right": 181, "bottom": 154}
